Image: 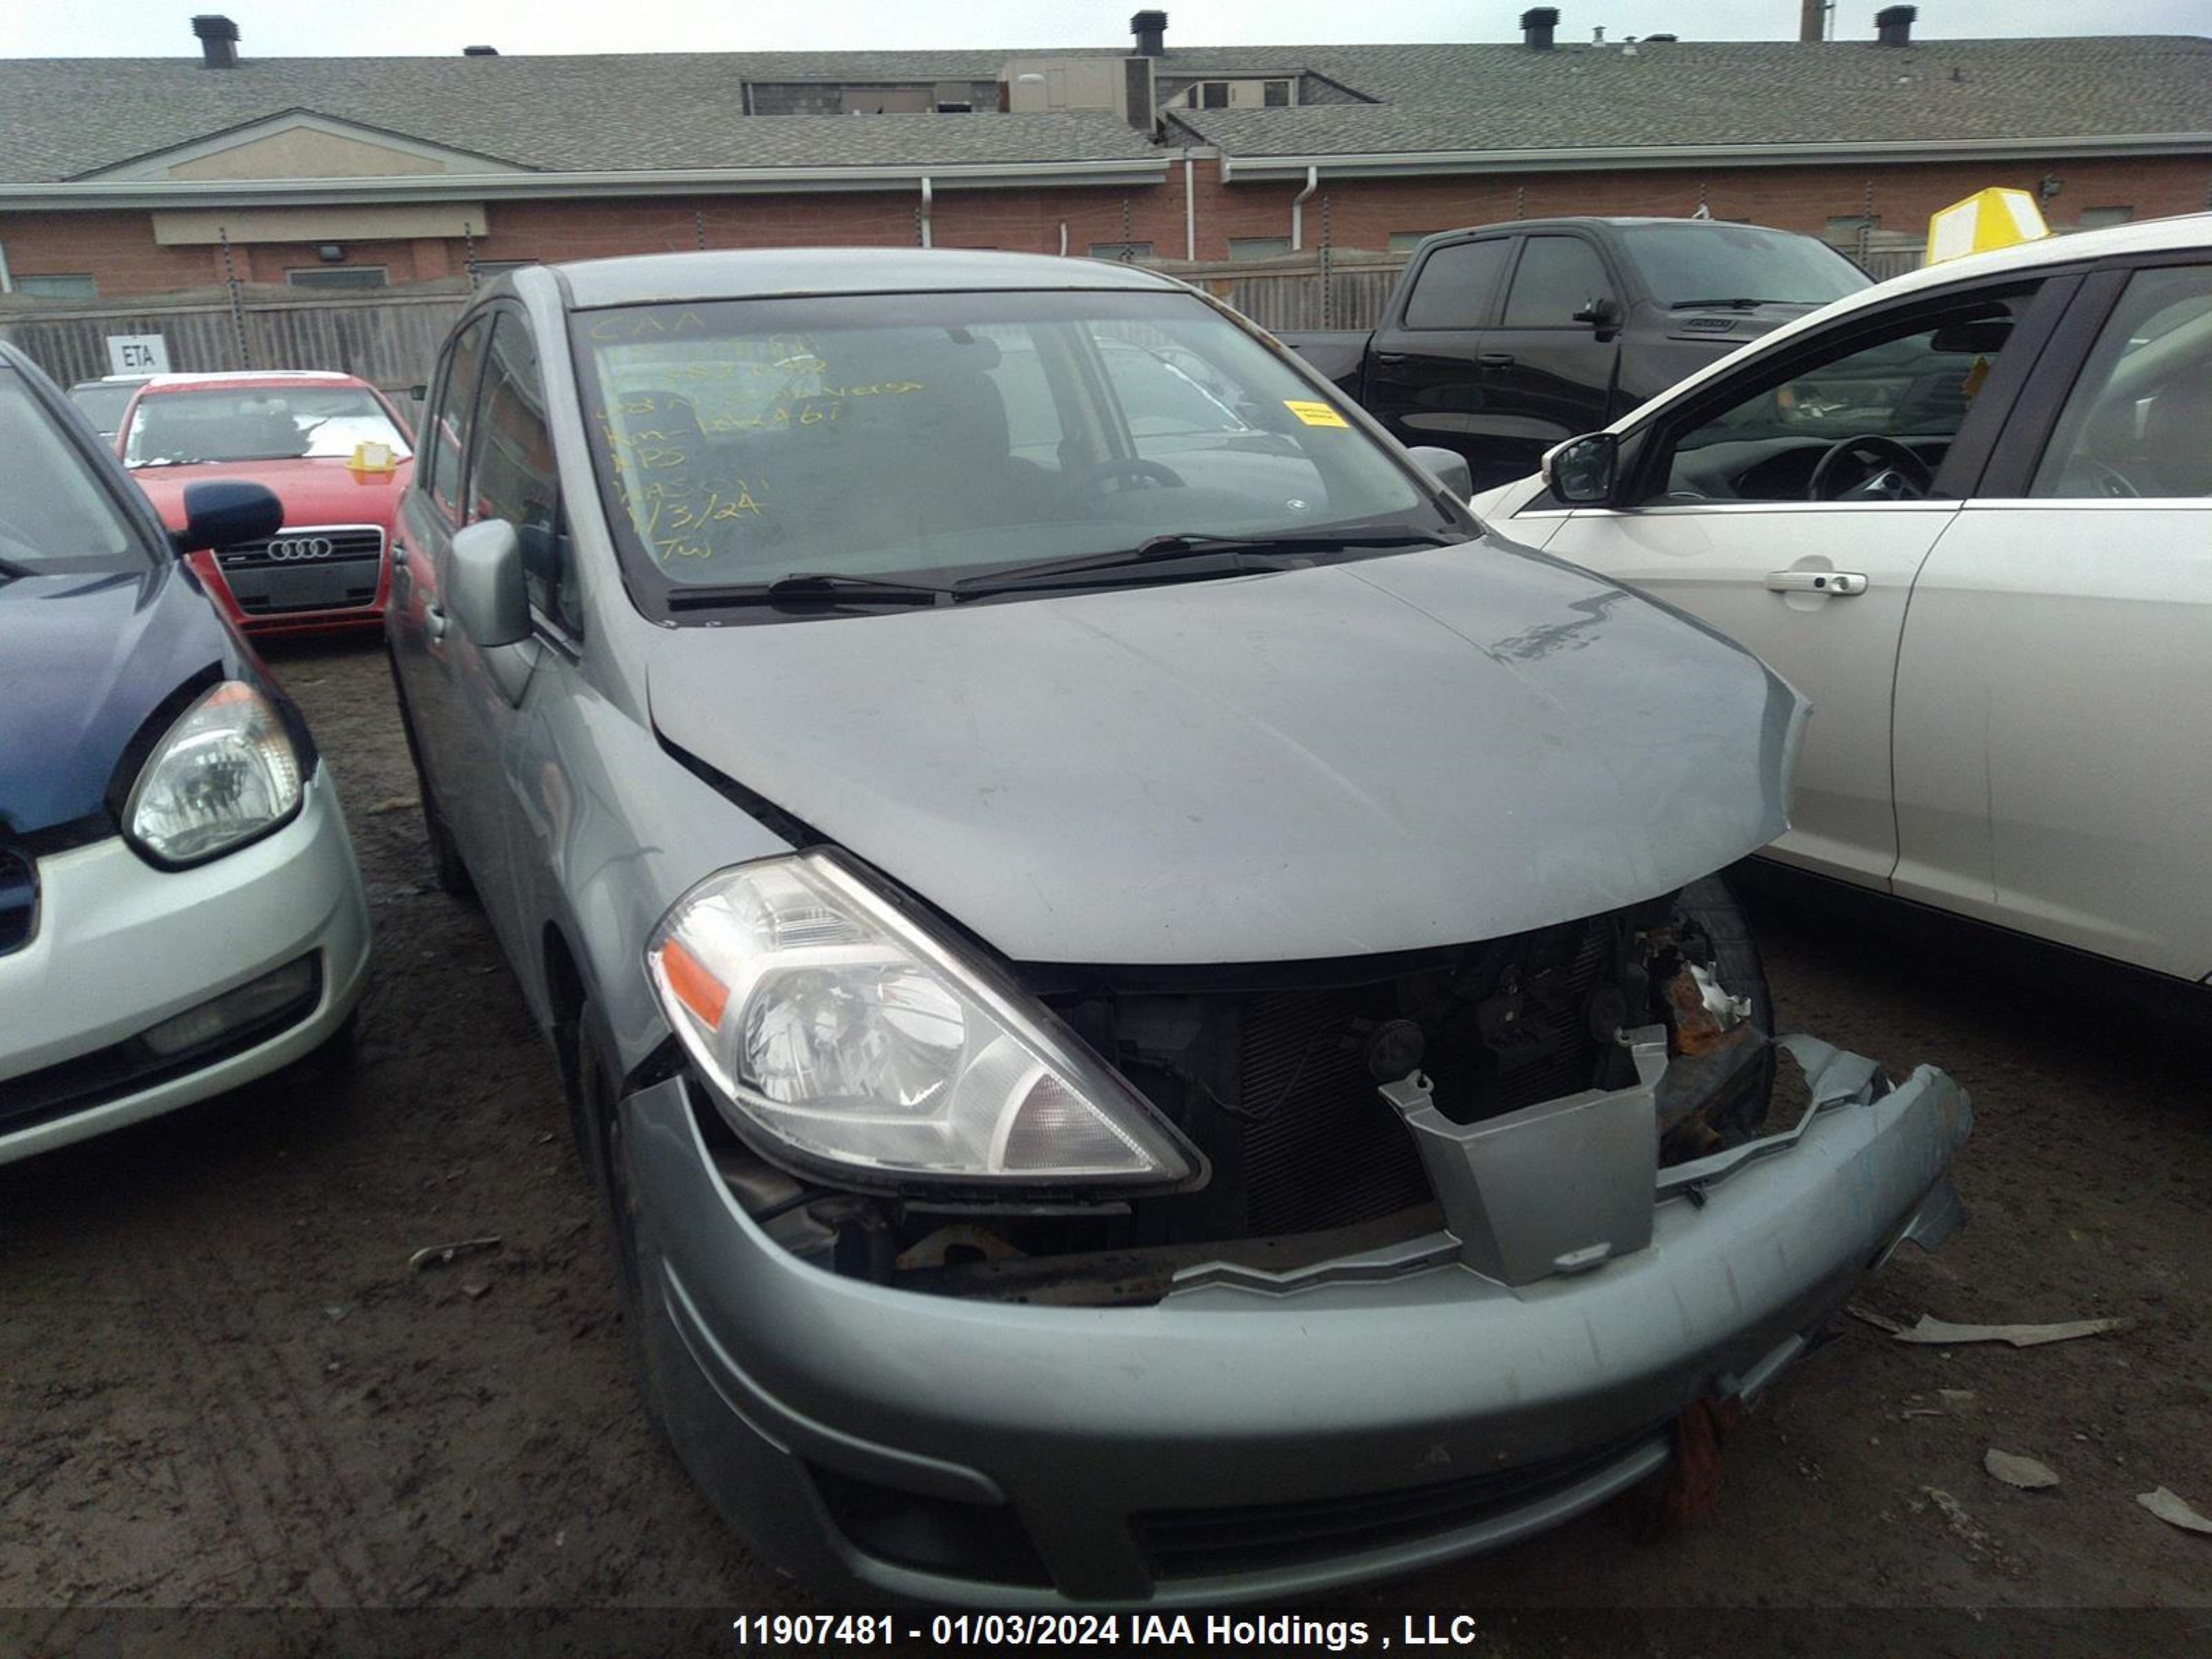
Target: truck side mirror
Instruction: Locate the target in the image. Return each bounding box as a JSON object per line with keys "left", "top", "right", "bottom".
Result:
{"left": 1545, "top": 433, "right": 1620, "bottom": 505}
{"left": 1573, "top": 297, "right": 1623, "bottom": 339}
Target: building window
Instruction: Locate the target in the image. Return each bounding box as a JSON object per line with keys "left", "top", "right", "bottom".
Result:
{"left": 1228, "top": 237, "right": 1292, "bottom": 262}
{"left": 1263, "top": 79, "right": 1291, "bottom": 106}
{"left": 469, "top": 261, "right": 538, "bottom": 279}
{"left": 1387, "top": 232, "right": 1434, "bottom": 255}
{"left": 287, "top": 266, "right": 389, "bottom": 290}
{"left": 1824, "top": 214, "right": 1876, "bottom": 244}
{"left": 1191, "top": 81, "right": 1229, "bottom": 109}
{"left": 15, "top": 273, "right": 95, "bottom": 299}
{"left": 1089, "top": 242, "right": 1154, "bottom": 263}
{"left": 2079, "top": 206, "right": 2133, "bottom": 229}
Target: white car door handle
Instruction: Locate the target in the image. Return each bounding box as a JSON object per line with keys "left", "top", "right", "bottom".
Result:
{"left": 1766, "top": 570, "right": 1868, "bottom": 597}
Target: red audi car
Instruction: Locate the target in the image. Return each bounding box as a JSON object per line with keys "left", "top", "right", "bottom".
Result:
{"left": 118, "top": 371, "right": 414, "bottom": 635}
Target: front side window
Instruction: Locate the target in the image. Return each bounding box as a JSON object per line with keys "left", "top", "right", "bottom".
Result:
{"left": 2032, "top": 265, "right": 2212, "bottom": 499}
{"left": 1651, "top": 292, "right": 2033, "bottom": 503}
{"left": 0, "top": 373, "right": 150, "bottom": 575}
{"left": 1402, "top": 238, "right": 1512, "bottom": 330}
{"left": 123, "top": 384, "right": 411, "bottom": 469}
{"left": 1500, "top": 236, "right": 1613, "bottom": 328}
{"left": 568, "top": 289, "right": 1449, "bottom": 614}
{"left": 467, "top": 314, "right": 576, "bottom": 631}
{"left": 426, "top": 318, "right": 491, "bottom": 524}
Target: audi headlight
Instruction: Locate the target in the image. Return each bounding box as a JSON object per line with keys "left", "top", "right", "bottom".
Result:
{"left": 126, "top": 682, "right": 303, "bottom": 867}
{"left": 646, "top": 854, "right": 1203, "bottom": 1193}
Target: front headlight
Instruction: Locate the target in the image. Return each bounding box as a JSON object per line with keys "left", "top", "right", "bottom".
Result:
{"left": 646, "top": 854, "right": 1203, "bottom": 1194}
{"left": 125, "top": 682, "right": 303, "bottom": 867}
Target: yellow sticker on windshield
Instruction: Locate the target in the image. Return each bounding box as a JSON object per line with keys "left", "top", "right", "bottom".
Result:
{"left": 1284, "top": 399, "right": 1349, "bottom": 429}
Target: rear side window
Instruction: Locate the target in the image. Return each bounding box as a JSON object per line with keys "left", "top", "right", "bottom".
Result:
{"left": 0, "top": 373, "right": 148, "bottom": 574}
{"left": 2031, "top": 265, "right": 2212, "bottom": 498}
{"left": 1501, "top": 236, "right": 1613, "bottom": 328}
{"left": 424, "top": 316, "right": 490, "bottom": 525}
{"left": 466, "top": 314, "right": 577, "bottom": 634}
{"left": 1402, "top": 238, "right": 1512, "bottom": 330}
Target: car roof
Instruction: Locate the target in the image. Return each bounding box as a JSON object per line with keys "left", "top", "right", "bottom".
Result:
{"left": 136, "top": 370, "right": 369, "bottom": 395}
{"left": 1604, "top": 209, "right": 2212, "bottom": 435}
{"left": 548, "top": 246, "right": 1187, "bottom": 310}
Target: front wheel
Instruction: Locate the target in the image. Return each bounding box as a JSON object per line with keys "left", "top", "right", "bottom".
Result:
{"left": 1671, "top": 874, "right": 1776, "bottom": 1138}
{"left": 576, "top": 1001, "right": 671, "bottom": 1444}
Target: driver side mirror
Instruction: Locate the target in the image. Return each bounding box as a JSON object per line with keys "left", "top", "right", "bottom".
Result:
{"left": 448, "top": 518, "right": 532, "bottom": 649}
{"left": 1573, "top": 297, "right": 1624, "bottom": 339}
{"left": 1405, "top": 444, "right": 1474, "bottom": 501}
{"left": 173, "top": 480, "right": 283, "bottom": 554}
{"left": 1545, "top": 433, "right": 1620, "bottom": 505}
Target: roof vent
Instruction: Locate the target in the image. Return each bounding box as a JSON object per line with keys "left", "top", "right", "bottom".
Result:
{"left": 462, "top": 44, "right": 498, "bottom": 56}
{"left": 1130, "top": 10, "right": 1167, "bottom": 58}
{"left": 1521, "top": 8, "right": 1559, "bottom": 50}
{"left": 1875, "top": 4, "right": 1916, "bottom": 46}
{"left": 1644, "top": 32, "right": 1678, "bottom": 41}
{"left": 190, "top": 14, "right": 238, "bottom": 68}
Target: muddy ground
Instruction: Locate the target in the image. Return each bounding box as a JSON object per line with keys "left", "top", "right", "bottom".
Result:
{"left": 3, "top": 635, "right": 2208, "bottom": 1653}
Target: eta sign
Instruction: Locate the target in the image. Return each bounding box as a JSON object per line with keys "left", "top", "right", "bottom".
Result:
{"left": 106, "top": 335, "right": 169, "bottom": 375}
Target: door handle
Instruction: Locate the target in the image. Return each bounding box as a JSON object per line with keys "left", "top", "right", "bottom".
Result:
{"left": 425, "top": 601, "right": 449, "bottom": 642}
{"left": 1374, "top": 351, "right": 1410, "bottom": 366}
{"left": 1765, "top": 570, "right": 1868, "bottom": 596}
{"left": 1477, "top": 352, "right": 1515, "bottom": 369}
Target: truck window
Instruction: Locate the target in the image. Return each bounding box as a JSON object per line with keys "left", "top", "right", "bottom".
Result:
{"left": 1402, "top": 238, "right": 1512, "bottom": 330}
{"left": 1501, "top": 236, "right": 1613, "bottom": 328}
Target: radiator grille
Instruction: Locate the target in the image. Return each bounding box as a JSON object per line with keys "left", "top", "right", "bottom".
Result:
{"left": 216, "top": 526, "right": 384, "bottom": 616}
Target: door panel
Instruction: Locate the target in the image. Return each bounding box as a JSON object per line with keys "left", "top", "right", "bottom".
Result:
{"left": 1891, "top": 501, "right": 2212, "bottom": 975}
{"left": 1544, "top": 503, "right": 1953, "bottom": 887}
{"left": 1365, "top": 236, "right": 1514, "bottom": 475}
{"left": 1465, "top": 234, "right": 1621, "bottom": 489}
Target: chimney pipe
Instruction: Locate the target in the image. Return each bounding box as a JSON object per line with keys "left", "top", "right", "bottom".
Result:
{"left": 1130, "top": 10, "right": 1167, "bottom": 58}
{"left": 1521, "top": 7, "right": 1559, "bottom": 50}
{"left": 191, "top": 15, "right": 239, "bottom": 68}
{"left": 1800, "top": 1, "right": 1826, "bottom": 41}
{"left": 1875, "top": 5, "right": 1916, "bottom": 46}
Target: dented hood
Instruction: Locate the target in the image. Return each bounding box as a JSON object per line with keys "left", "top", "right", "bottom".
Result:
{"left": 645, "top": 541, "right": 1804, "bottom": 965}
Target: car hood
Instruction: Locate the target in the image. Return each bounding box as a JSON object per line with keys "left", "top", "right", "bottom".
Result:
{"left": 128, "top": 456, "right": 411, "bottom": 532}
{"left": 0, "top": 562, "right": 236, "bottom": 838}
{"left": 646, "top": 543, "right": 1806, "bottom": 966}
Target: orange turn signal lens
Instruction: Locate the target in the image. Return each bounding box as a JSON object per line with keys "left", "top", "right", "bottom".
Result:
{"left": 656, "top": 935, "right": 729, "bottom": 1029}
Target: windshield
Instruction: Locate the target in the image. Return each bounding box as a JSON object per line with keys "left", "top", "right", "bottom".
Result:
{"left": 0, "top": 373, "right": 151, "bottom": 575}
{"left": 68, "top": 380, "right": 140, "bottom": 435}
{"left": 1622, "top": 224, "right": 1870, "bottom": 309}
{"left": 568, "top": 288, "right": 1450, "bottom": 603}
{"left": 123, "top": 385, "right": 412, "bottom": 467}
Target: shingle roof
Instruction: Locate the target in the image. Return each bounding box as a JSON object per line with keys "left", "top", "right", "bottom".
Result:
{"left": 1168, "top": 37, "right": 2212, "bottom": 154}
{"left": 0, "top": 35, "right": 2204, "bottom": 186}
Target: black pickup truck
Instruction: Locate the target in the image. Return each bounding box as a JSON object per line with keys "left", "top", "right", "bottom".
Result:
{"left": 1281, "top": 216, "right": 1871, "bottom": 491}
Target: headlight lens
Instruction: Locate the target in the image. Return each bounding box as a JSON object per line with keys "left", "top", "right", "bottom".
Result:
{"left": 126, "top": 682, "right": 303, "bottom": 866}
{"left": 647, "top": 855, "right": 1203, "bottom": 1192}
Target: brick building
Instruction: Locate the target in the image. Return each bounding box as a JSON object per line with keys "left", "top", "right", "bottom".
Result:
{"left": 1, "top": 7, "right": 2207, "bottom": 300}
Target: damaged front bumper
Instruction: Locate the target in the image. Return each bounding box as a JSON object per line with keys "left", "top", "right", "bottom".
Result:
{"left": 619, "top": 1034, "right": 1969, "bottom": 1606}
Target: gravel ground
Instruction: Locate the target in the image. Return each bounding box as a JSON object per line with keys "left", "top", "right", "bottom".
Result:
{"left": 3, "top": 635, "right": 2208, "bottom": 1650}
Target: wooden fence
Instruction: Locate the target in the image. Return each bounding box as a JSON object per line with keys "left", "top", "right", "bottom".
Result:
{"left": 0, "top": 282, "right": 469, "bottom": 396}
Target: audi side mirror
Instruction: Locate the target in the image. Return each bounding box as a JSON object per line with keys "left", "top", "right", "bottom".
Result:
{"left": 1545, "top": 433, "right": 1620, "bottom": 506}
{"left": 174, "top": 480, "right": 283, "bottom": 554}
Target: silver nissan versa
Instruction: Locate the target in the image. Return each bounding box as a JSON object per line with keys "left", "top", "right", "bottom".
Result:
{"left": 389, "top": 248, "right": 1969, "bottom": 1606}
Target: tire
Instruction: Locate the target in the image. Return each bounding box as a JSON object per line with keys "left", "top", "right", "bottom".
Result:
{"left": 1673, "top": 874, "right": 1776, "bottom": 1137}
{"left": 575, "top": 1000, "right": 671, "bottom": 1443}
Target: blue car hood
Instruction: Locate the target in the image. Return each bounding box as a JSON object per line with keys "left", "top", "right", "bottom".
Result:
{"left": 645, "top": 541, "right": 1810, "bottom": 966}
{"left": 0, "top": 562, "right": 234, "bottom": 838}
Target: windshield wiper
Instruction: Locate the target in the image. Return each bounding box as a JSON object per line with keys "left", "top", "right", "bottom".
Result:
{"left": 1668, "top": 297, "right": 1807, "bottom": 310}
{"left": 129, "top": 456, "right": 209, "bottom": 468}
{"left": 666, "top": 572, "right": 959, "bottom": 612}
{"left": 960, "top": 528, "right": 1461, "bottom": 593}
{"left": 0, "top": 556, "right": 36, "bottom": 581}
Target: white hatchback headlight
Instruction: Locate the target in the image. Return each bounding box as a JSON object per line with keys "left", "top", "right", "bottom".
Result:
{"left": 126, "top": 682, "right": 303, "bottom": 866}
{"left": 646, "top": 854, "right": 1203, "bottom": 1193}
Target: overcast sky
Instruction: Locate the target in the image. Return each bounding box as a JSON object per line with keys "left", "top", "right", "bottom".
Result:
{"left": 3, "top": 0, "right": 2205, "bottom": 57}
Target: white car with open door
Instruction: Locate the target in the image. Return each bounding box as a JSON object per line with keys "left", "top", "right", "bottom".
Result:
{"left": 1474, "top": 213, "right": 2212, "bottom": 984}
